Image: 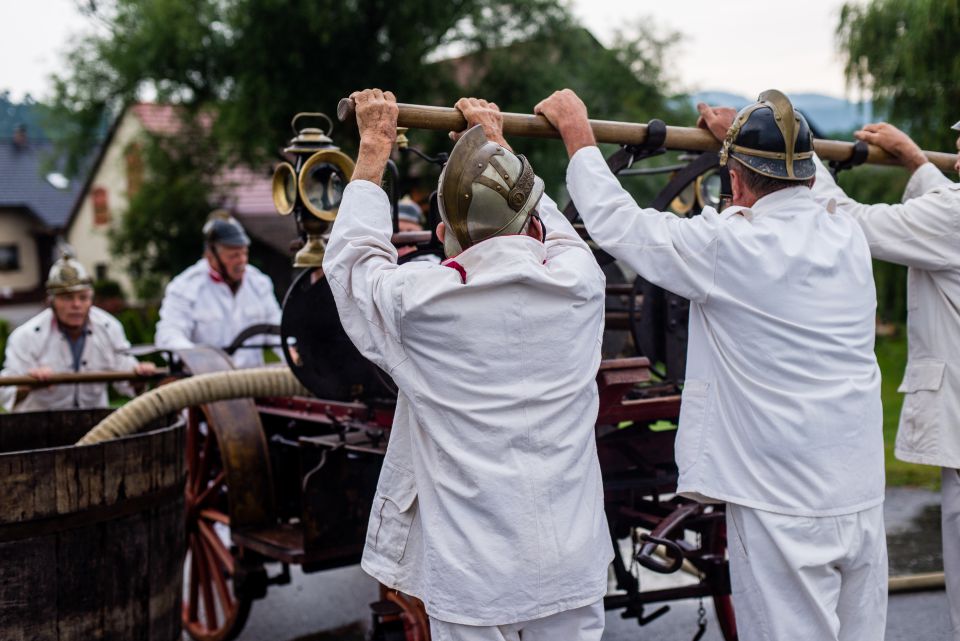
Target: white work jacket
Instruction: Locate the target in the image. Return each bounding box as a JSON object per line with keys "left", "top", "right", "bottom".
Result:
{"left": 568, "top": 146, "right": 884, "bottom": 517}
{"left": 323, "top": 181, "right": 612, "bottom": 625}
{"left": 0, "top": 307, "right": 140, "bottom": 412}
{"left": 812, "top": 157, "right": 960, "bottom": 468}
{"left": 154, "top": 259, "right": 282, "bottom": 368}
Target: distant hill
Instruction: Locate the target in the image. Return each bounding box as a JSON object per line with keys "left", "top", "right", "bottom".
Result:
{"left": 691, "top": 91, "right": 874, "bottom": 138}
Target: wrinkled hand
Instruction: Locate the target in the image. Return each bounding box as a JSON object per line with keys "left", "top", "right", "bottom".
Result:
{"left": 534, "top": 89, "right": 595, "bottom": 157}
{"left": 27, "top": 366, "right": 54, "bottom": 382}
{"left": 351, "top": 88, "right": 398, "bottom": 149}
{"left": 696, "top": 103, "right": 737, "bottom": 142}
{"left": 451, "top": 97, "right": 510, "bottom": 150}
{"left": 855, "top": 122, "right": 927, "bottom": 173}
{"left": 134, "top": 361, "right": 157, "bottom": 377}
{"left": 350, "top": 88, "right": 398, "bottom": 183}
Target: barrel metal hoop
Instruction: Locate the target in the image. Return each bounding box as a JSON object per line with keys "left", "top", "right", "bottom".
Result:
{"left": 0, "top": 483, "right": 183, "bottom": 543}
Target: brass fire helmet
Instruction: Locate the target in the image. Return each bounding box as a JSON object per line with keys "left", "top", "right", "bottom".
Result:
{"left": 437, "top": 125, "right": 545, "bottom": 257}
{"left": 46, "top": 252, "right": 93, "bottom": 295}
{"left": 720, "top": 89, "right": 816, "bottom": 181}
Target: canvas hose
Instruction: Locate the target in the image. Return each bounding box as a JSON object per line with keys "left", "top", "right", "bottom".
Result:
{"left": 77, "top": 366, "right": 309, "bottom": 445}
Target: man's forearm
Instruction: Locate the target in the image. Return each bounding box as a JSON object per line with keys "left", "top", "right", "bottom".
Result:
{"left": 352, "top": 139, "right": 393, "bottom": 184}
{"left": 558, "top": 121, "right": 597, "bottom": 159}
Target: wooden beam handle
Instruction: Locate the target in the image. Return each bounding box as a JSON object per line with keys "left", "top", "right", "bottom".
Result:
{"left": 337, "top": 97, "right": 959, "bottom": 173}
{"left": 0, "top": 369, "right": 171, "bottom": 388}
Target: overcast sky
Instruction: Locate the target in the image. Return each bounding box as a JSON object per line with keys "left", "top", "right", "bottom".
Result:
{"left": 0, "top": 0, "right": 861, "bottom": 103}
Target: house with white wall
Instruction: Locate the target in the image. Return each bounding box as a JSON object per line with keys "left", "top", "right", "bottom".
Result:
{"left": 0, "top": 125, "right": 85, "bottom": 314}
{"left": 65, "top": 103, "right": 297, "bottom": 302}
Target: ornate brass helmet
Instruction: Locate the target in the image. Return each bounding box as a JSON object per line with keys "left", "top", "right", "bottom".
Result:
{"left": 720, "top": 89, "right": 815, "bottom": 181}
{"left": 46, "top": 251, "right": 93, "bottom": 295}
{"left": 437, "top": 125, "right": 545, "bottom": 256}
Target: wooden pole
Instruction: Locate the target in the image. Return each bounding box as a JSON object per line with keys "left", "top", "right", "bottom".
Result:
{"left": 0, "top": 369, "right": 171, "bottom": 388}
{"left": 337, "top": 99, "right": 959, "bottom": 174}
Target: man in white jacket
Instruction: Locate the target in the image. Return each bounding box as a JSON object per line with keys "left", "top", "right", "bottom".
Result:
{"left": 538, "top": 88, "right": 886, "bottom": 641}
{"left": 323, "top": 90, "right": 611, "bottom": 640}
{"left": 804, "top": 119, "right": 960, "bottom": 641}
{"left": 0, "top": 254, "right": 154, "bottom": 412}
{"left": 154, "top": 211, "right": 282, "bottom": 368}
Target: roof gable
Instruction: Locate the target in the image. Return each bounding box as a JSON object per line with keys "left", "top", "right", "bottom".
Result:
{"left": 0, "top": 139, "right": 86, "bottom": 229}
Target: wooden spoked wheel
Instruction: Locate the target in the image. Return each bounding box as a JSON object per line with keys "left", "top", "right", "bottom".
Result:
{"left": 182, "top": 407, "right": 252, "bottom": 641}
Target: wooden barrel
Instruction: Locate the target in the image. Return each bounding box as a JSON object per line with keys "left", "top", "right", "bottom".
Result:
{"left": 0, "top": 408, "right": 185, "bottom": 641}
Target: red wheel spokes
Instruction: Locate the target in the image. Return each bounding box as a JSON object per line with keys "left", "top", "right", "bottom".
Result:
{"left": 194, "top": 471, "right": 226, "bottom": 508}
{"left": 198, "top": 518, "right": 235, "bottom": 575}
{"left": 193, "top": 530, "right": 219, "bottom": 631}
{"left": 183, "top": 407, "right": 247, "bottom": 641}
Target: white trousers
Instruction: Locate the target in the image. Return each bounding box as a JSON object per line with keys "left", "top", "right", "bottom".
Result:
{"left": 944, "top": 467, "right": 960, "bottom": 641}
{"left": 726, "top": 503, "right": 887, "bottom": 641}
{"left": 428, "top": 599, "right": 605, "bottom": 641}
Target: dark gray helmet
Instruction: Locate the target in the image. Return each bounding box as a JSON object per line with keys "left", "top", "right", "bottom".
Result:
{"left": 437, "top": 125, "right": 544, "bottom": 256}
{"left": 203, "top": 210, "right": 250, "bottom": 247}
{"left": 720, "top": 89, "right": 815, "bottom": 181}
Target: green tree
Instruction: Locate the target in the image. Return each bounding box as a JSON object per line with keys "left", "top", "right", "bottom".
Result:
{"left": 836, "top": 0, "right": 960, "bottom": 321}
{"left": 51, "top": 1, "right": 686, "bottom": 294}
{"left": 451, "top": 21, "right": 692, "bottom": 204}
{"left": 52, "top": 0, "right": 575, "bottom": 168}
{"left": 109, "top": 122, "right": 223, "bottom": 300}
{"left": 837, "top": 0, "right": 960, "bottom": 150}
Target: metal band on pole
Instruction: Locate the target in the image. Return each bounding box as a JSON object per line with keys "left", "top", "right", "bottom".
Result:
{"left": 337, "top": 99, "right": 959, "bottom": 173}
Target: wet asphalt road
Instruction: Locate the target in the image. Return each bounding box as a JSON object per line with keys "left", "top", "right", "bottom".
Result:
{"left": 221, "top": 487, "right": 951, "bottom": 641}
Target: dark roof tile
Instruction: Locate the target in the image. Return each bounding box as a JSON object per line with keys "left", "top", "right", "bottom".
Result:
{"left": 0, "top": 139, "right": 85, "bottom": 229}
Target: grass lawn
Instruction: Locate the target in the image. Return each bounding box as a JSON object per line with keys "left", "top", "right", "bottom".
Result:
{"left": 876, "top": 331, "right": 941, "bottom": 490}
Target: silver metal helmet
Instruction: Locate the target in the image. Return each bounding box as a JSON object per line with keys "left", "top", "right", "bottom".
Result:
{"left": 46, "top": 252, "right": 93, "bottom": 295}
{"left": 951, "top": 120, "right": 960, "bottom": 132}
{"left": 437, "top": 125, "right": 545, "bottom": 256}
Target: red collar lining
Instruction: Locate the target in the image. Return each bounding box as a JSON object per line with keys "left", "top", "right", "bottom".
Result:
{"left": 441, "top": 259, "right": 467, "bottom": 284}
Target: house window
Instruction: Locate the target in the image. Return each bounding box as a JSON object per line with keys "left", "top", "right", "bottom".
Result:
{"left": 92, "top": 187, "right": 110, "bottom": 226}
{"left": 95, "top": 263, "right": 108, "bottom": 281}
{"left": 125, "top": 142, "right": 143, "bottom": 197}
{"left": 0, "top": 244, "right": 20, "bottom": 271}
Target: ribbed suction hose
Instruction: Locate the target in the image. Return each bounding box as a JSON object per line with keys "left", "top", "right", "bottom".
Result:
{"left": 77, "top": 366, "right": 309, "bottom": 445}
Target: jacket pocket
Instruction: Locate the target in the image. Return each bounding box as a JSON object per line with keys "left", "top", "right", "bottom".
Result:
{"left": 896, "top": 360, "right": 945, "bottom": 455}
{"left": 897, "top": 360, "right": 945, "bottom": 393}
{"left": 675, "top": 379, "right": 711, "bottom": 475}
{"left": 366, "top": 462, "right": 418, "bottom": 563}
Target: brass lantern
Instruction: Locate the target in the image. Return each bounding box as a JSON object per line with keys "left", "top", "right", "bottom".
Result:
{"left": 273, "top": 112, "right": 355, "bottom": 266}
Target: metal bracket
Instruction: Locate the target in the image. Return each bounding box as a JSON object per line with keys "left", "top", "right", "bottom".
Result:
{"left": 829, "top": 139, "right": 869, "bottom": 178}
{"left": 622, "top": 119, "right": 668, "bottom": 168}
